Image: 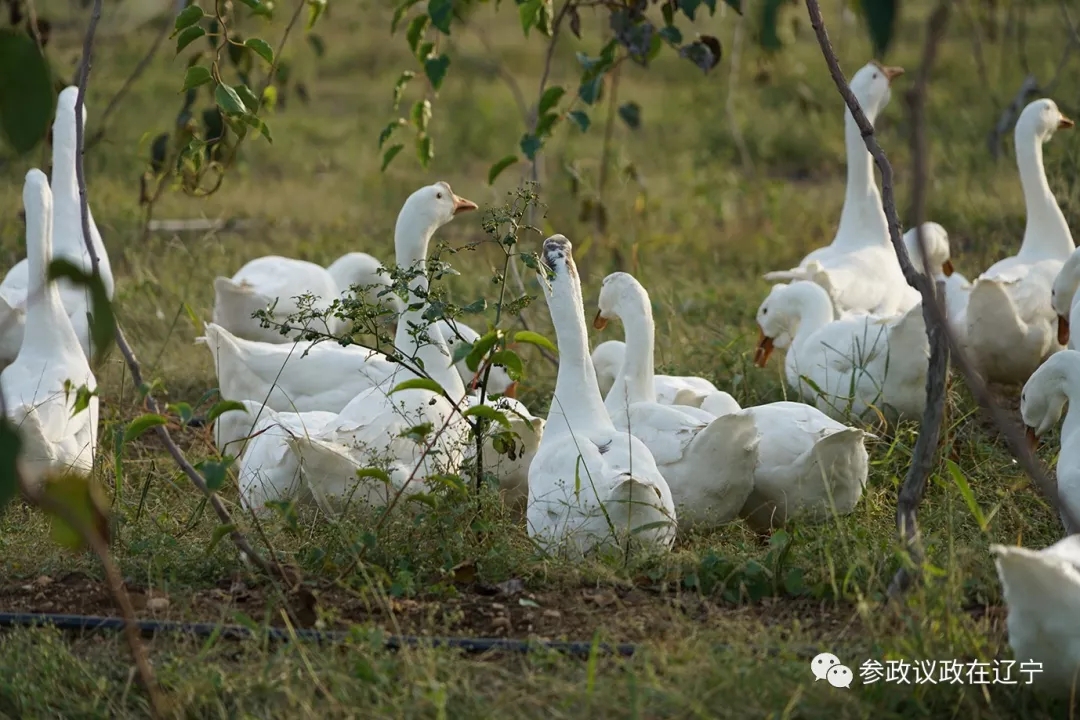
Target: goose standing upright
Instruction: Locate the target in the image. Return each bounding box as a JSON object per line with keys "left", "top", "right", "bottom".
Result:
{"left": 594, "top": 272, "right": 757, "bottom": 526}
{"left": 965, "top": 99, "right": 1075, "bottom": 384}
{"left": 1, "top": 170, "right": 98, "bottom": 489}
{"left": 0, "top": 87, "right": 114, "bottom": 365}
{"left": 528, "top": 238, "right": 676, "bottom": 553}
{"left": 764, "top": 62, "right": 916, "bottom": 317}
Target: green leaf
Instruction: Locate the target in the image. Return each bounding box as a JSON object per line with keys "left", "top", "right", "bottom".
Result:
{"left": 488, "top": 349, "right": 524, "bottom": 381}
{"left": 428, "top": 0, "right": 454, "bottom": 34}
{"left": 174, "top": 4, "right": 205, "bottom": 33}
{"left": 568, "top": 110, "right": 590, "bottom": 132}
{"left": 356, "top": 467, "right": 393, "bottom": 484}
{"left": 861, "top": 0, "right": 898, "bottom": 58}
{"left": 417, "top": 135, "right": 433, "bottom": 166}
{"left": 46, "top": 259, "right": 114, "bottom": 364}
{"left": 513, "top": 330, "right": 558, "bottom": 354}
{"left": 176, "top": 25, "right": 206, "bottom": 54}
{"left": 535, "top": 111, "right": 559, "bottom": 139}
{"left": 197, "top": 457, "right": 234, "bottom": 493}
{"left": 406, "top": 15, "right": 429, "bottom": 56}
{"left": 182, "top": 65, "right": 213, "bottom": 91}
{"left": 379, "top": 118, "right": 406, "bottom": 149}
{"left": 381, "top": 143, "right": 404, "bottom": 171}
{"left": 70, "top": 384, "right": 97, "bottom": 417}
{"left": 538, "top": 85, "right": 565, "bottom": 115}
{"left": 393, "top": 70, "right": 415, "bottom": 109}
{"left": 424, "top": 54, "right": 450, "bottom": 91}
{"left": 245, "top": 38, "right": 275, "bottom": 65}
{"left": 392, "top": 0, "right": 423, "bottom": 33}
{"left": 759, "top": 0, "right": 784, "bottom": 52}
{"left": 234, "top": 84, "right": 261, "bottom": 112}
{"left": 520, "top": 133, "right": 542, "bottom": 160}
{"left": 0, "top": 418, "right": 22, "bottom": 515}
{"left": 488, "top": 155, "right": 518, "bottom": 185}
{"left": 578, "top": 75, "right": 603, "bottom": 106}
{"left": 617, "top": 102, "right": 641, "bottom": 129}
{"left": 391, "top": 377, "right": 445, "bottom": 394}
{"left": 0, "top": 30, "right": 54, "bottom": 154}
{"left": 465, "top": 330, "right": 499, "bottom": 373}
{"left": 207, "top": 523, "right": 236, "bottom": 553}
{"left": 518, "top": 0, "right": 542, "bottom": 35}
{"left": 945, "top": 459, "right": 988, "bottom": 532}
{"left": 123, "top": 414, "right": 168, "bottom": 444}
{"left": 410, "top": 100, "right": 432, "bottom": 134}
{"left": 43, "top": 473, "right": 110, "bottom": 551}
{"left": 214, "top": 84, "right": 248, "bottom": 115}
{"left": 307, "top": 0, "right": 327, "bottom": 30}
{"left": 236, "top": 0, "right": 264, "bottom": 9}
{"left": 462, "top": 404, "right": 512, "bottom": 429}
{"left": 206, "top": 399, "right": 250, "bottom": 426}
{"left": 307, "top": 34, "right": 326, "bottom": 57}
{"left": 450, "top": 338, "right": 475, "bottom": 366}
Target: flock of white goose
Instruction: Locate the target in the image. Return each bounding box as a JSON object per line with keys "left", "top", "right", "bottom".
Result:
{"left": 5, "top": 65, "right": 1080, "bottom": 688}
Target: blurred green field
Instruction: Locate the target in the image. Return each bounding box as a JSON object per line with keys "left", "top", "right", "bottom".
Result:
{"left": 0, "top": 0, "right": 1079, "bottom": 716}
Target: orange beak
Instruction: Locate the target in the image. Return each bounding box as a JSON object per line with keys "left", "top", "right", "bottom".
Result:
{"left": 1059, "top": 314, "right": 1071, "bottom": 346}
{"left": 453, "top": 195, "right": 478, "bottom": 215}
{"left": 1060, "top": 116, "right": 1075, "bottom": 130}
{"left": 593, "top": 310, "right": 608, "bottom": 330}
{"left": 1025, "top": 426, "right": 1040, "bottom": 452}
{"left": 942, "top": 260, "right": 954, "bottom": 277}
{"left": 753, "top": 329, "right": 774, "bottom": 368}
{"left": 503, "top": 382, "right": 518, "bottom": 399}
{"left": 870, "top": 61, "right": 905, "bottom": 83}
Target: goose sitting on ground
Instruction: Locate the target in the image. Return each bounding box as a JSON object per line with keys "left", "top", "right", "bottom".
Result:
{"left": 528, "top": 237, "right": 677, "bottom": 554}
{"left": 965, "top": 99, "right": 1075, "bottom": 384}
{"left": 763, "top": 62, "right": 917, "bottom": 317}
{"left": 593, "top": 271, "right": 756, "bottom": 528}
{"left": 1019, "top": 349, "right": 1080, "bottom": 534}
{"left": 992, "top": 536, "right": 1080, "bottom": 694}
{"left": 1049, "top": 246, "right": 1080, "bottom": 350}
{"left": 902, "top": 222, "right": 970, "bottom": 348}
{"left": 325, "top": 251, "right": 405, "bottom": 331}
{"left": 0, "top": 87, "right": 115, "bottom": 366}
{"left": 754, "top": 280, "right": 929, "bottom": 423}
{"left": 591, "top": 339, "right": 730, "bottom": 409}
{"left": 1, "top": 170, "right": 98, "bottom": 489}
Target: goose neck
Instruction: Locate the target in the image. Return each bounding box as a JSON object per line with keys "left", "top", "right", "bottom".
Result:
{"left": 613, "top": 292, "right": 657, "bottom": 407}
{"left": 834, "top": 106, "right": 888, "bottom": 250}
{"left": 23, "top": 190, "right": 67, "bottom": 344}
{"left": 547, "top": 271, "right": 612, "bottom": 432}
{"left": 1016, "top": 136, "right": 1074, "bottom": 260}
{"left": 790, "top": 285, "right": 836, "bottom": 349}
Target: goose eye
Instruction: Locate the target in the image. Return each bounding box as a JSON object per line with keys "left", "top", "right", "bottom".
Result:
{"left": 872, "top": 73, "right": 878, "bottom": 80}
{"left": 436, "top": 192, "right": 443, "bottom": 199}
{"left": 762, "top": 308, "right": 768, "bottom": 315}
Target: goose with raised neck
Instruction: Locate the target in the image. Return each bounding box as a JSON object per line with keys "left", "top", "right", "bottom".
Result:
{"left": 1, "top": 169, "right": 98, "bottom": 489}
{"left": 597, "top": 275, "right": 658, "bottom": 411}
{"left": 1014, "top": 100, "right": 1075, "bottom": 263}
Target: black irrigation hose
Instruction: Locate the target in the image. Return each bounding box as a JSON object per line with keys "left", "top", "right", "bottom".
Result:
{"left": 0, "top": 612, "right": 827, "bottom": 660}
{"left": 0, "top": 612, "right": 637, "bottom": 658}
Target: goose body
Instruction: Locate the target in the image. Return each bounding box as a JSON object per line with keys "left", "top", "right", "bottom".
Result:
{"left": 992, "top": 536, "right": 1080, "bottom": 693}
{"left": 595, "top": 272, "right": 757, "bottom": 527}
{"left": 763, "top": 62, "right": 917, "bottom": 317}
{"left": 755, "top": 280, "right": 929, "bottom": 422}
{"left": 0, "top": 87, "right": 114, "bottom": 365}
{"left": 591, "top": 340, "right": 727, "bottom": 409}
{"left": 903, "top": 222, "right": 971, "bottom": 349}
{"left": 1, "top": 170, "right": 98, "bottom": 489}
{"left": 528, "top": 238, "right": 676, "bottom": 554}
{"left": 966, "top": 99, "right": 1075, "bottom": 384}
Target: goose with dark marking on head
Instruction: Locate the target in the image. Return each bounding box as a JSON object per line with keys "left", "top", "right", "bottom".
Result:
{"left": 527, "top": 235, "right": 677, "bottom": 554}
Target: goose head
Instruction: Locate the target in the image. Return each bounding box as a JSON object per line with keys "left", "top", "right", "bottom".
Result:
{"left": 541, "top": 234, "right": 575, "bottom": 282}
{"left": 1020, "top": 350, "right": 1080, "bottom": 447}
{"left": 753, "top": 283, "right": 802, "bottom": 366}
{"left": 1052, "top": 249, "right": 1080, "bottom": 345}
{"left": 1016, "top": 98, "right": 1074, "bottom": 146}
{"left": 593, "top": 271, "right": 644, "bottom": 330}
{"left": 849, "top": 61, "right": 904, "bottom": 121}
{"left": 394, "top": 181, "right": 477, "bottom": 266}
{"left": 903, "top": 222, "right": 953, "bottom": 278}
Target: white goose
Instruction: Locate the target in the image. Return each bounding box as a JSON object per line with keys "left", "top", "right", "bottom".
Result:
{"left": 282, "top": 185, "right": 478, "bottom": 510}
{"left": 764, "top": 62, "right": 916, "bottom": 317}
{"left": 1, "top": 170, "right": 98, "bottom": 489}
{"left": 1049, "top": 246, "right": 1080, "bottom": 349}
{"left": 1019, "top": 349, "right": 1080, "bottom": 533}
{"left": 325, "top": 251, "right": 404, "bottom": 317}
{"left": 594, "top": 272, "right": 757, "bottom": 526}
{"left": 992, "top": 536, "right": 1080, "bottom": 694}
{"left": 0, "top": 87, "right": 115, "bottom": 365}
{"left": 591, "top": 340, "right": 729, "bottom": 409}
{"left": 528, "top": 237, "right": 676, "bottom": 553}
{"left": 754, "top": 280, "right": 928, "bottom": 422}
{"left": 965, "top": 99, "right": 1075, "bottom": 384}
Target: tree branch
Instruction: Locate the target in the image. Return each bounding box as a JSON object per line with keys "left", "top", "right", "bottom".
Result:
{"left": 72, "top": 0, "right": 298, "bottom": 588}
{"left": 802, "top": 0, "right": 1080, "bottom": 589}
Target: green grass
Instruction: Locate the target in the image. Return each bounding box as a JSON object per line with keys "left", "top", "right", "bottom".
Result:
{"left": 0, "top": 0, "right": 1079, "bottom": 716}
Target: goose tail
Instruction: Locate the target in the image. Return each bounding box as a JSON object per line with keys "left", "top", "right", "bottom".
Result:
{"left": 806, "top": 427, "right": 870, "bottom": 501}
{"left": 606, "top": 474, "right": 677, "bottom": 548}
{"left": 685, "top": 411, "right": 760, "bottom": 521}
